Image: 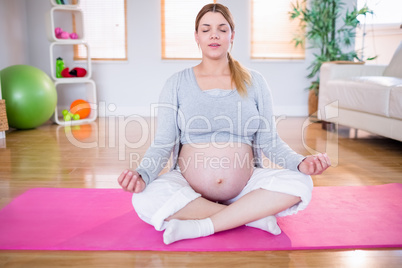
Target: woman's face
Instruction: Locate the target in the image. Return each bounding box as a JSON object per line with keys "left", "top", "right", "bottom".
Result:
{"left": 195, "top": 11, "right": 234, "bottom": 60}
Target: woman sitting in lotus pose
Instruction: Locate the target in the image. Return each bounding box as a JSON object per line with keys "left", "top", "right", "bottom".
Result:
{"left": 118, "top": 3, "right": 330, "bottom": 245}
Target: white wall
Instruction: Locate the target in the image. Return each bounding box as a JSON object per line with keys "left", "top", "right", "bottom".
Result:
{"left": 1, "top": 0, "right": 360, "bottom": 118}
{"left": 0, "top": 0, "right": 29, "bottom": 68}
{"left": 356, "top": 24, "right": 402, "bottom": 65}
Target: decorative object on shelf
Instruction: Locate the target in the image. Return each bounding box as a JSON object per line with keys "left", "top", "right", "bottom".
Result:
{"left": 56, "top": 57, "right": 65, "bottom": 78}
{"left": 69, "top": 99, "right": 91, "bottom": 119}
{"left": 55, "top": 27, "right": 78, "bottom": 40}
{"left": 0, "top": 65, "right": 57, "bottom": 130}
{"left": 55, "top": 0, "right": 76, "bottom": 5}
{"left": 61, "top": 98, "right": 91, "bottom": 121}
{"left": 62, "top": 109, "right": 80, "bottom": 121}
{"left": 60, "top": 67, "right": 87, "bottom": 78}
{"left": 69, "top": 32, "right": 78, "bottom": 39}
{"left": 52, "top": 0, "right": 80, "bottom": 8}
{"left": 289, "top": 0, "right": 375, "bottom": 119}
{"left": 55, "top": 27, "right": 69, "bottom": 39}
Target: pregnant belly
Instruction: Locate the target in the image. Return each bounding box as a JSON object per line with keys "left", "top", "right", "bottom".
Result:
{"left": 178, "top": 143, "right": 254, "bottom": 202}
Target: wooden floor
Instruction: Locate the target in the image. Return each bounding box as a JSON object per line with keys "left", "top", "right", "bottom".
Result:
{"left": 0, "top": 117, "right": 401, "bottom": 267}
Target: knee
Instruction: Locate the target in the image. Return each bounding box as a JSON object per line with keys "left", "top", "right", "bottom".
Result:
{"left": 291, "top": 172, "right": 314, "bottom": 194}
{"left": 131, "top": 192, "right": 153, "bottom": 222}
{"left": 304, "top": 175, "right": 314, "bottom": 190}
{"left": 131, "top": 192, "right": 144, "bottom": 212}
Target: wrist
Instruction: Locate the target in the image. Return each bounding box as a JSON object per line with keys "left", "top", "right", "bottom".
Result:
{"left": 297, "top": 157, "right": 306, "bottom": 172}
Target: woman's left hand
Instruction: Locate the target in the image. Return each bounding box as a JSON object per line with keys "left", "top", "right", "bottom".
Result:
{"left": 298, "top": 153, "right": 331, "bottom": 175}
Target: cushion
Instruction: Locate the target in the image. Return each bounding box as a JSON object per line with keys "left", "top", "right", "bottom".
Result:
{"left": 350, "top": 76, "right": 402, "bottom": 87}
{"left": 390, "top": 86, "right": 402, "bottom": 120}
{"left": 326, "top": 77, "right": 395, "bottom": 117}
{"left": 384, "top": 41, "right": 402, "bottom": 78}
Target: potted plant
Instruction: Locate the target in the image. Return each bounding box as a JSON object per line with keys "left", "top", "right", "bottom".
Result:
{"left": 289, "top": 0, "right": 374, "bottom": 118}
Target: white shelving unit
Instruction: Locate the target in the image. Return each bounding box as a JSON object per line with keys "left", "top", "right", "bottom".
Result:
{"left": 47, "top": 0, "right": 97, "bottom": 126}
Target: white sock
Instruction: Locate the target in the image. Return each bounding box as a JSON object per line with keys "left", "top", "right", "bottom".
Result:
{"left": 163, "top": 218, "right": 215, "bottom": 245}
{"left": 246, "top": 216, "right": 282, "bottom": 235}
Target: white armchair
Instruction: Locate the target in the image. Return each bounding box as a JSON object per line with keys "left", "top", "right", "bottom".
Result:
{"left": 318, "top": 42, "right": 402, "bottom": 141}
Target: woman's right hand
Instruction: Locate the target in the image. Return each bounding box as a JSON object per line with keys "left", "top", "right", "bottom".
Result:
{"left": 117, "top": 169, "right": 146, "bottom": 193}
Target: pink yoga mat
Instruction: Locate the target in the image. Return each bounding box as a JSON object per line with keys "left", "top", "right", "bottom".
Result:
{"left": 0, "top": 184, "right": 401, "bottom": 251}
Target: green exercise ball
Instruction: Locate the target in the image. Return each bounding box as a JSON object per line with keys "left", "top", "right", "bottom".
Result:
{"left": 0, "top": 65, "right": 57, "bottom": 129}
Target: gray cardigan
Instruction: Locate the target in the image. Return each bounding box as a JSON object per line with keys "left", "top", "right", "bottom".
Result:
{"left": 136, "top": 68, "right": 305, "bottom": 186}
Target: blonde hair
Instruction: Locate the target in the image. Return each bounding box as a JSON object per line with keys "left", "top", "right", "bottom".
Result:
{"left": 195, "top": 3, "right": 251, "bottom": 96}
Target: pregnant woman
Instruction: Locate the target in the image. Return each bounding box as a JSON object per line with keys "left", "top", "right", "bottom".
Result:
{"left": 118, "top": 3, "right": 330, "bottom": 245}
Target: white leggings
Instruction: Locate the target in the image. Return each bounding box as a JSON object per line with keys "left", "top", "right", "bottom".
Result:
{"left": 132, "top": 167, "right": 313, "bottom": 231}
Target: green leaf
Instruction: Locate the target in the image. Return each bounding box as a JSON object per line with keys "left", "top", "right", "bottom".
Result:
{"left": 366, "top": 56, "right": 378, "bottom": 61}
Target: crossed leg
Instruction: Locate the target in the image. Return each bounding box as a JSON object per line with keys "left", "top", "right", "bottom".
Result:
{"left": 163, "top": 189, "right": 301, "bottom": 244}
